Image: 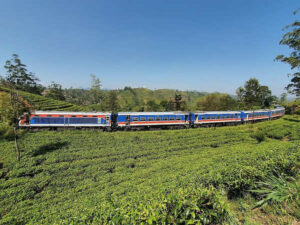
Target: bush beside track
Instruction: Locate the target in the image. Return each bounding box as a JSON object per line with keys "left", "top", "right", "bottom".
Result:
{"left": 0, "top": 115, "right": 299, "bottom": 224}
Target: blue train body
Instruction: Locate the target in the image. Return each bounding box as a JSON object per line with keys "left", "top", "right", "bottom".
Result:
{"left": 19, "top": 107, "right": 285, "bottom": 130}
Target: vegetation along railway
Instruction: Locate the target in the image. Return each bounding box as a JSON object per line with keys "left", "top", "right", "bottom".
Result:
{"left": 18, "top": 107, "right": 285, "bottom": 131}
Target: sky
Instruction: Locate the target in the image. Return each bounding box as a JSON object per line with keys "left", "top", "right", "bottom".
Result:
{"left": 0, "top": 0, "right": 299, "bottom": 96}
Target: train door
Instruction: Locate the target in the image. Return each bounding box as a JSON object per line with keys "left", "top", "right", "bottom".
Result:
{"left": 105, "top": 116, "right": 110, "bottom": 125}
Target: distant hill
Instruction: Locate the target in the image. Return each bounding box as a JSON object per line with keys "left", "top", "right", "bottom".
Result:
{"left": 117, "top": 87, "right": 207, "bottom": 111}
{"left": 64, "top": 87, "right": 208, "bottom": 111}
{"left": 0, "top": 86, "right": 86, "bottom": 112}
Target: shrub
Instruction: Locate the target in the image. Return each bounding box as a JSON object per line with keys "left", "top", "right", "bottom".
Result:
{"left": 85, "top": 186, "right": 232, "bottom": 225}
{"left": 251, "top": 130, "right": 266, "bottom": 143}
{"left": 266, "top": 130, "right": 287, "bottom": 140}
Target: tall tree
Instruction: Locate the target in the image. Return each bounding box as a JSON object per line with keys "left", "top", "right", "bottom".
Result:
{"left": 237, "top": 78, "right": 275, "bottom": 108}
{"left": 45, "top": 82, "right": 65, "bottom": 101}
{"left": 89, "top": 74, "right": 102, "bottom": 104}
{"left": 275, "top": 11, "right": 300, "bottom": 97}
{"left": 2, "top": 54, "right": 43, "bottom": 95}
{"left": 174, "top": 92, "right": 182, "bottom": 110}
{"left": 279, "top": 93, "right": 287, "bottom": 104}
{"left": 2, "top": 55, "right": 33, "bottom": 160}
{"left": 104, "top": 90, "right": 119, "bottom": 112}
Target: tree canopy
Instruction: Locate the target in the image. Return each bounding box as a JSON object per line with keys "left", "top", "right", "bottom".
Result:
{"left": 275, "top": 11, "right": 300, "bottom": 97}
{"left": 45, "top": 82, "right": 66, "bottom": 101}
{"left": 236, "top": 78, "right": 276, "bottom": 108}
{"left": 197, "top": 93, "right": 237, "bottom": 111}
{"left": 1, "top": 54, "right": 43, "bottom": 95}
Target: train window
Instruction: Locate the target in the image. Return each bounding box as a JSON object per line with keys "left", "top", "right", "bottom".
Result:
{"left": 156, "top": 117, "right": 161, "bottom": 121}
{"left": 106, "top": 116, "right": 110, "bottom": 121}
{"left": 170, "top": 117, "right": 175, "bottom": 120}
{"left": 176, "top": 117, "right": 181, "bottom": 120}
{"left": 231, "top": 115, "right": 234, "bottom": 119}
{"left": 163, "top": 117, "right": 168, "bottom": 121}
{"left": 217, "top": 115, "right": 220, "bottom": 119}
{"left": 132, "top": 117, "right": 138, "bottom": 121}
{"left": 140, "top": 117, "right": 146, "bottom": 121}
{"left": 148, "top": 117, "right": 154, "bottom": 121}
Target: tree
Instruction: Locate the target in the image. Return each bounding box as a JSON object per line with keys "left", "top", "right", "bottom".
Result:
{"left": 2, "top": 55, "right": 33, "bottom": 160}
{"left": 279, "top": 93, "right": 288, "bottom": 104}
{"left": 236, "top": 78, "right": 275, "bottom": 108}
{"left": 160, "top": 100, "right": 174, "bottom": 111}
{"left": 275, "top": 11, "right": 300, "bottom": 97}
{"left": 2, "top": 54, "right": 43, "bottom": 95}
{"left": 103, "top": 90, "right": 120, "bottom": 112}
{"left": 197, "top": 93, "right": 237, "bottom": 111}
{"left": 146, "top": 100, "right": 162, "bottom": 111}
{"left": 89, "top": 74, "right": 103, "bottom": 104}
{"left": 259, "top": 85, "right": 275, "bottom": 107}
{"left": 174, "top": 93, "right": 182, "bottom": 110}
{"left": 45, "top": 82, "right": 65, "bottom": 101}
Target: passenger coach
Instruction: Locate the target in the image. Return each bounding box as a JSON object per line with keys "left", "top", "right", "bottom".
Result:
{"left": 191, "top": 111, "right": 242, "bottom": 127}
{"left": 243, "top": 109, "right": 270, "bottom": 122}
{"left": 19, "top": 111, "right": 112, "bottom": 129}
{"left": 116, "top": 112, "right": 190, "bottom": 129}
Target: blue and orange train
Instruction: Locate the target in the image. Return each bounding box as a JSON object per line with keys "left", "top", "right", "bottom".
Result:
{"left": 19, "top": 107, "right": 285, "bottom": 130}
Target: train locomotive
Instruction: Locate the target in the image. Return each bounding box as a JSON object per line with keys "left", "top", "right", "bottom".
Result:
{"left": 18, "top": 107, "right": 285, "bottom": 130}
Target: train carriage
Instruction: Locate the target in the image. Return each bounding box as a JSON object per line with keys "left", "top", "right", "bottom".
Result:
{"left": 191, "top": 111, "right": 242, "bottom": 127}
{"left": 270, "top": 107, "right": 285, "bottom": 119}
{"left": 19, "top": 111, "right": 112, "bottom": 128}
{"left": 243, "top": 109, "right": 270, "bottom": 122}
{"left": 116, "top": 112, "right": 190, "bottom": 129}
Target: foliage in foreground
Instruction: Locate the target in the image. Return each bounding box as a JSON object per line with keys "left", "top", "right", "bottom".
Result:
{"left": 0, "top": 116, "right": 299, "bottom": 224}
{"left": 251, "top": 173, "right": 300, "bottom": 208}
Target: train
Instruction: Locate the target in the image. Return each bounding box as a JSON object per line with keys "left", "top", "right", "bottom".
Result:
{"left": 18, "top": 107, "right": 285, "bottom": 131}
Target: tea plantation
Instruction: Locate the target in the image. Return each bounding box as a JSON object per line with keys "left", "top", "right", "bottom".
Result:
{"left": 0, "top": 116, "right": 299, "bottom": 224}
{"left": 0, "top": 87, "right": 86, "bottom": 111}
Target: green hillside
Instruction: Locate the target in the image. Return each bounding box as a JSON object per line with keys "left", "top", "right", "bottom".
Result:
{"left": 0, "top": 116, "right": 299, "bottom": 224}
{"left": 64, "top": 87, "right": 208, "bottom": 111}
{"left": 0, "top": 86, "right": 87, "bottom": 111}
{"left": 117, "top": 88, "right": 206, "bottom": 111}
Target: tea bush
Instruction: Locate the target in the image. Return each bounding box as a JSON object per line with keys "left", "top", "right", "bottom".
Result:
{"left": 251, "top": 130, "right": 266, "bottom": 143}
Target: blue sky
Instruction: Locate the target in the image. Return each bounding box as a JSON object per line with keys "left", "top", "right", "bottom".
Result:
{"left": 0, "top": 0, "right": 299, "bottom": 96}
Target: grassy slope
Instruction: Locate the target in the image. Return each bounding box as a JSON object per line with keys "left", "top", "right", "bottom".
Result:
{"left": 0, "top": 86, "right": 87, "bottom": 111}
{"left": 0, "top": 116, "right": 299, "bottom": 224}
